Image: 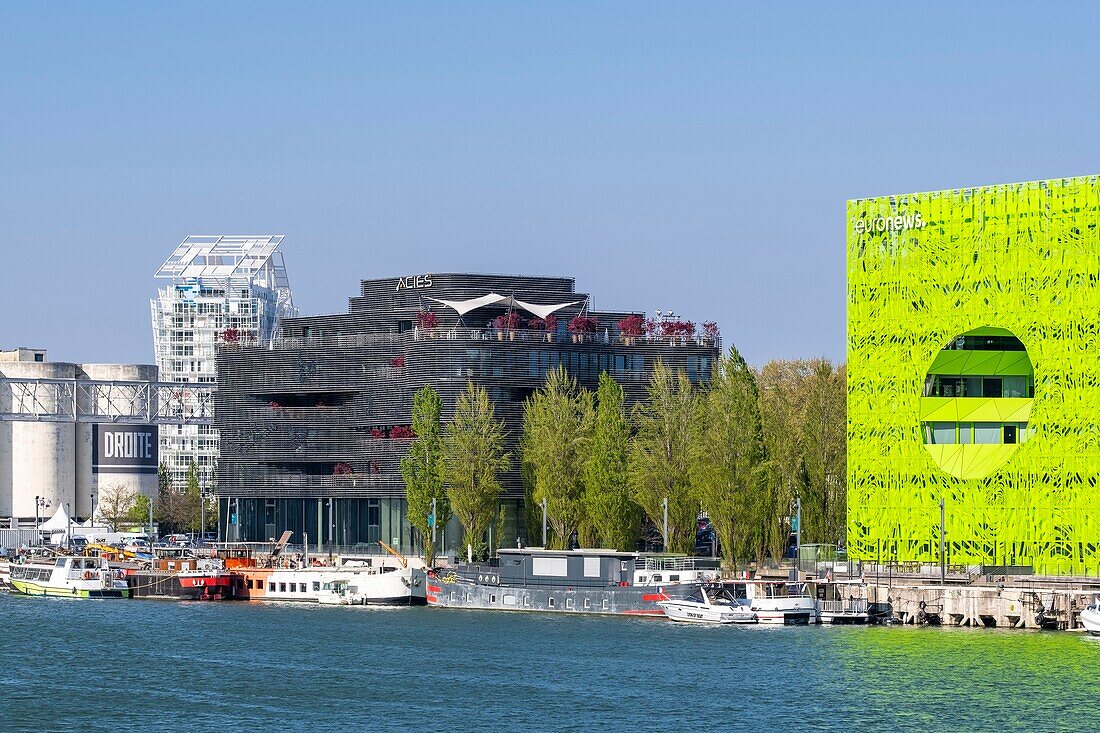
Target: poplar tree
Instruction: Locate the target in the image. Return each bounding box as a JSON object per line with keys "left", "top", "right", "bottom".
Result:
{"left": 442, "top": 383, "right": 510, "bottom": 559}
{"left": 522, "top": 366, "right": 593, "bottom": 549}
{"left": 401, "top": 385, "right": 450, "bottom": 566}
{"left": 801, "top": 360, "right": 847, "bottom": 544}
{"left": 630, "top": 362, "right": 698, "bottom": 553}
{"left": 691, "top": 345, "right": 766, "bottom": 566}
{"left": 584, "top": 372, "right": 640, "bottom": 550}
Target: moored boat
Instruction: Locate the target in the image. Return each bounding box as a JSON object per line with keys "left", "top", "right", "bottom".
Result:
{"left": 231, "top": 562, "right": 425, "bottom": 605}
{"left": 8, "top": 556, "right": 130, "bottom": 598}
{"left": 427, "top": 548, "right": 721, "bottom": 616}
{"left": 1081, "top": 602, "right": 1100, "bottom": 635}
{"left": 714, "top": 579, "right": 817, "bottom": 625}
{"left": 658, "top": 584, "right": 757, "bottom": 624}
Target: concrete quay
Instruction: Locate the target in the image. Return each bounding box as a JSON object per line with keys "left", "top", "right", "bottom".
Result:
{"left": 836, "top": 567, "right": 1100, "bottom": 631}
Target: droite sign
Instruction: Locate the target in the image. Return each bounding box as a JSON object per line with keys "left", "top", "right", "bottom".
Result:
{"left": 93, "top": 424, "right": 159, "bottom": 474}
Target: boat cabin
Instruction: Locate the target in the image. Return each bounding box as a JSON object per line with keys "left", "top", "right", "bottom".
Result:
{"left": 461, "top": 548, "right": 720, "bottom": 588}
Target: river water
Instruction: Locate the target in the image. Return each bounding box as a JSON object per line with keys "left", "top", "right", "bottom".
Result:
{"left": 1, "top": 592, "right": 1096, "bottom": 732}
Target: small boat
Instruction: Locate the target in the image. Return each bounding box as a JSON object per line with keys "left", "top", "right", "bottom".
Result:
{"left": 8, "top": 556, "right": 130, "bottom": 598}
{"left": 1081, "top": 602, "right": 1100, "bottom": 635}
{"left": 714, "top": 579, "right": 817, "bottom": 624}
{"left": 658, "top": 585, "right": 757, "bottom": 624}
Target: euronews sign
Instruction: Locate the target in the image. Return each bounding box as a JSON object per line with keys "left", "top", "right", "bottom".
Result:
{"left": 854, "top": 212, "right": 926, "bottom": 235}
{"left": 92, "top": 424, "right": 159, "bottom": 475}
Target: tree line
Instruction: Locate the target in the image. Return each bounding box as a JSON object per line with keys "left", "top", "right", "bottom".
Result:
{"left": 402, "top": 347, "right": 846, "bottom": 567}
{"left": 95, "top": 460, "right": 217, "bottom": 535}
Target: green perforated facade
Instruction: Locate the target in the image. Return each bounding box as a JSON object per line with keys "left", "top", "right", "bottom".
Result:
{"left": 847, "top": 175, "right": 1100, "bottom": 576}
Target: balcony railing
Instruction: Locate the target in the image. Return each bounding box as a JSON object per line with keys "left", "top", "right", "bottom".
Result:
{"left": 219, "top": 328, "right": 719, "bottom": 351}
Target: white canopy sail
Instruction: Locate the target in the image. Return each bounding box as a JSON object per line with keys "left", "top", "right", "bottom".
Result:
{"left": 426, "top": 293, "right": 584, "bottom": 320}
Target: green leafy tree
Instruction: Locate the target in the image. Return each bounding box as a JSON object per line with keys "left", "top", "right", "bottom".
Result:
{"left": 181, "top": 460, "right": 203, "bottom": 533}
{"left": 522, "top": 366, "right": 593, "bottom": 549}
{"left": 584, "top": 372, "right": 640, "bottom": 550}
{"left": 400, "top": 386, "right": 450, "bottom": 566}
{"left": 125, "top": 494, "right": 152, "bottom": 528}
{"left": 442, "top": 383, "right": 510, "bottom": 559}
{"left": 757, "top": 360, "right": 810, "bottom": 561}
{"left": 801, "top": 360, "right": 847, "bottom": 544}
{"left": 692, "top": 345, "right": 766, "bottom": 566}
{"left": 630, "top": 361, "right": 699, "bottom": 553}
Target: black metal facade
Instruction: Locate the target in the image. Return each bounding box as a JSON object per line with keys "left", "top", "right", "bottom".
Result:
{"left": 215, "top": 273, "right": 719, "bottom": 548}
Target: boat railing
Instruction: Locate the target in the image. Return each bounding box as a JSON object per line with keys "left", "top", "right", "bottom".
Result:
{"left": 819, "top": 598, "right": 869, "bottom": 614}
{"left": 635, "top": 557, "right": 720, "bottom": 572}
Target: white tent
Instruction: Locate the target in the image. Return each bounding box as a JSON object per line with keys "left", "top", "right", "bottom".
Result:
{"left": 38, "top": 503, "right": 72, "bottom": 541}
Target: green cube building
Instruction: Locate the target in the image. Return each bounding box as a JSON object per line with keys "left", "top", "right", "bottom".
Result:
{"left": 847, "top": 175, "right": 1100, "bottom": 576}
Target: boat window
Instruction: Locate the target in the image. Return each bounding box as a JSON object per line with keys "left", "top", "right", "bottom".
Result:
{"left": 450, "top": 591, "right": 456, "bottom": 601}
{"left": 299, "top": 583, "right": 307, "bottom": 593}
{"left": 652, "top": 574, "right": 662, "bottom": 583}
{"left": 548, "top": 597, "right": 555, "bottom": 608}
{"left": 269, "top": 582, "right": 276, "bottom": 592}
{"left": 490, "top": 594, "right": 497, "bottom": 604}
{"left": 313, "top": 582, "right": 321, "bottom": 591}
{"left": 349, "top": 586, "right": 358, "bottom": 594}
{"left": 669, "top": 574, "right": 680, "bottom": 583}
{"left": 523, "top": 596, "right": 530, "bottom": 607}
{"left": 566, "top": 598, "right": 574, "bottom": 610}
{"left": 583, "top": 599, "right": 591, "bottom": 610}
{"left": 602, "top": 599, "right": 609, "bottom": 610}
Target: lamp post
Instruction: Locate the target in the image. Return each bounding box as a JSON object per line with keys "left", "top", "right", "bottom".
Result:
{"left": 662, "top": 497, "right": 669, "bottom": 553}
{"left": 939, "top": 498, "right": 946, "bottom": 584}
{"left": 34, "top": 495, "right": 51, "bottom": 542}
{"left": 541, "top": 497, "right": 547, "bottom": 547}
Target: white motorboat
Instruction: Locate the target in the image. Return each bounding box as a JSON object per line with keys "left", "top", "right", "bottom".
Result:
{"left": 1081, "top": 602, "right": 1100, "bottom": 635}
{"left": 718, "top": 579, "right": 818, "bottom": 624}
{"left": 658, "top": 585, "right": 757, "bottom": 624}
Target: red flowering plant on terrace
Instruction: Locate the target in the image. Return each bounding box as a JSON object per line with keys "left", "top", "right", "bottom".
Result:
{"left": 493, "top": 312, "right": 523, "bottom": 331}
{"left": 370, "top": 428, "right": 385, "bottom": 439}
{"left": 617, "top": 315, "right": 645, "bottom": 337}
{"left": 333, "top": 462, "right": 353, "bottom": 476}
{"left": 389, "top": 425, "right": 415, "bottom": 440}
{"left": 661, "top": 320, "right": 696, "bottom": 338}
{"left": 701, "top": 321, "right": 720, "bottom": 343}
{"left": 567, "top": 316, "right": 599, "bottom": 334}
{"left": 415, "top": 310, "right": 438, "bottom": 329}
{"left": 220, "top": 328, "right": 241, "bottom": 344}
{"left": 390, "top": 356, "right": 405, "bottom": 368}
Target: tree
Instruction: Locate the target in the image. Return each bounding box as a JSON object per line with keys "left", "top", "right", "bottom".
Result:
{"left": 400, "top": 386, "right": 450, "bottom": 566}
{"left": 442, "top": 383, "right": 510, "bottom": 559}
{"left": 801, "top": 360, "right": 847, "bottom": 545}
{"left": 183, "top": 460, "right": 203, "bottom": 528}
{"left": 98, "top": 483, "right": 135, "bottom": 531}
{"left": 584, "top": 372, "right": 640, "bottom": 551}
{"left": 691, "top": 345, "right": 766, "bottom": 566}
{"left": 125, "top": 494, "right": 152, "bottom": 528}
{"left": 630, "top": 361, "right": 699, "bottom": 553}
{"left": 757, "top": 360, "right": 811, "bottom": 561}
{"left": 522, "top": 366, "right": 593, "bottom": 549}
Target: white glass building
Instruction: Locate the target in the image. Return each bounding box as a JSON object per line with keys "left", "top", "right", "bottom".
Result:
{"left": 151, "top": 235, "right": 296, "bottom": 490}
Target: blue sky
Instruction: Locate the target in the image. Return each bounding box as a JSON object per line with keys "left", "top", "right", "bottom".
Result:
{"left": 2, "top": 2, "right": 1099, "bottom": 366}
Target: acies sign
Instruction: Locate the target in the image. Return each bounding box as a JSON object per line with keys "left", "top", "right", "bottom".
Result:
{"left": 92, "top": 424, "right": 159, "bottom": 475}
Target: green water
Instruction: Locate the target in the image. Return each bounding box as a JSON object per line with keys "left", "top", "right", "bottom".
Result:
{"left": 1, "top": 592, "right": 1096, "bottom": 732}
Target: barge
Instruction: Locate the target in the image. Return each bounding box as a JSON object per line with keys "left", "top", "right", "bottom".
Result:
{"left": 427, "top": 548, "right": 721, "bottom": 616}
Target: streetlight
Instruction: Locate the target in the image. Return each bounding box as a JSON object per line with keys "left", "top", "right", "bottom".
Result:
{"left": 34, "top": 496, "right": 51, "bottom": 538}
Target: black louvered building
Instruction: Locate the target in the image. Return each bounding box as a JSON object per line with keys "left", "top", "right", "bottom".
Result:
{"left": 215, "top": 273, "right": 719, "bottom": 553}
